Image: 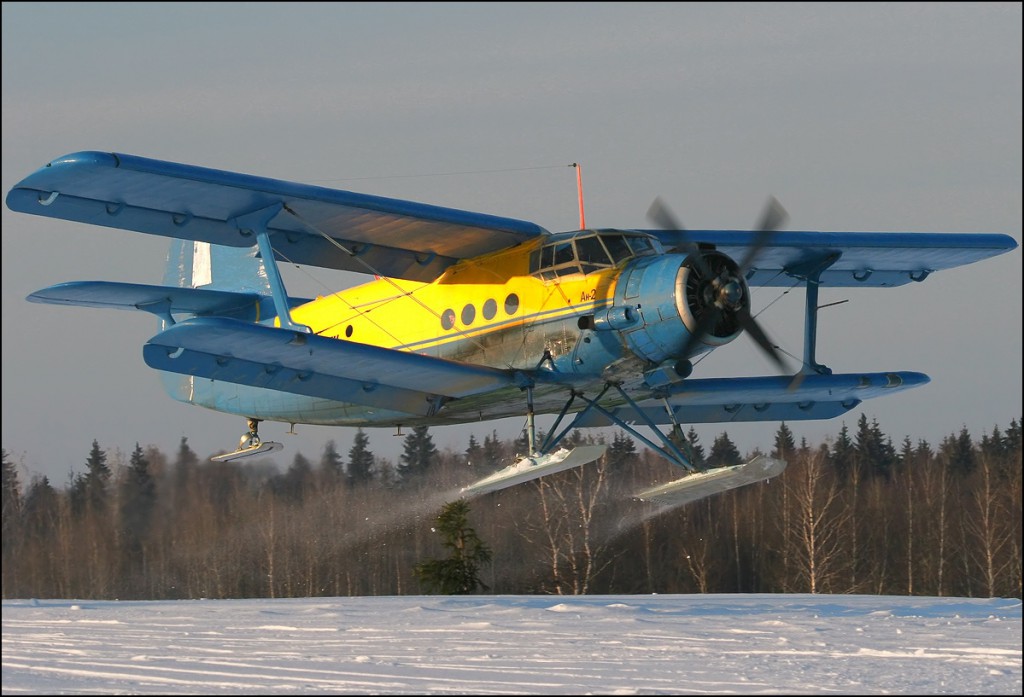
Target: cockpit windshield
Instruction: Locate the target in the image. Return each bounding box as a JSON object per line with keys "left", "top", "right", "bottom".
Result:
{"left": 529, "top": 231, "right": 658, "bottom": 280}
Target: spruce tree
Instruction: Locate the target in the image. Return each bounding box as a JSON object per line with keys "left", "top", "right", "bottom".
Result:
{"left": 414, "top": 499, "right": 492, "bottom": 594}
{"left": 685, "top": 427, "right": 706, "bottom": 468}
{"left": 465, "top": 434, "right": 483, "bottom": 467}
{"left": 707, "top": 432, "right": 742, "bottom": 467}
{"left": 319, "top": 440, "right": 345, "bottom": 485}
{"left": 608, "top": 431, "right": 637, "bottom": 471}
{"left": 772, "top": 422, "right": 797, "bottom": 461}
{"left": 2, "top": 450, "right": 22, "bottom": 562}
{"left": 398, "top": 425, "right": 437, "bottom": 479}
{"left": 119, "top": 443, "right": 156, "bottom": 558}
{"left": 83, "top": 439, "right": 111, "bottom": 513}
{"left": 830, "top": 423, "right": 856, "bottom": 480}
{"left": 346, "top": 429, "right": 375, "bottom": 486}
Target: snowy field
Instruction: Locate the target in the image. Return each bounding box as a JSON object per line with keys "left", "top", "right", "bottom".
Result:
{"left": 2, "top": 594, "right": 1020, "bottom": 694}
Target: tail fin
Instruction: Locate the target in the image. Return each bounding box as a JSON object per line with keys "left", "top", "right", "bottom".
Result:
{"left": 159, "top": 240, "right": 272, "bottom": 404}
{"left": 163, "top": 240, "right": 271, "bottom": 296}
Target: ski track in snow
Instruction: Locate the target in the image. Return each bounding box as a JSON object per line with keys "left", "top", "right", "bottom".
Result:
{"left": 2, "top": 594, "right": 1021, "bottom": 694}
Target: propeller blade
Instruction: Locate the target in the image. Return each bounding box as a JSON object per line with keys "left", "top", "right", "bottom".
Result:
{"left": 734, "top": 305, "right": 791, "bottom": 375}
{"left": 738, "top": 196, "right": 788, "bottom": 273}
{"left": 677, "top": 305, "right": 722, "bottom": 365}
{"left": 646, "top": 197, "right": 713, "bottom": 280}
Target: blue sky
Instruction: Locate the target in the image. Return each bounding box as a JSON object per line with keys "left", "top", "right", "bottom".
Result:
{"left": 2, "top": 2, "right": 1020, "bottom": 484}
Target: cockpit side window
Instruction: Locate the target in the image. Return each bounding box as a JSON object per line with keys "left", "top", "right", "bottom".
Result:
{"left": 531, "top": 232, "right": 657, "bottom": 280}
{"left": 601, "top": 235, "right": 632, "bottom": 265}
{"left": 626, "top": 235, "right": 654, "bottom": 255}
{"left": 575, "top": 236, "right": 612, "bottom": 273}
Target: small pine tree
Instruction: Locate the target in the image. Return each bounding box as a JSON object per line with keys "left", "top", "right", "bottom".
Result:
{"left": 414, "top": 499, "right": 493, "bottom": 594}
{"left": 685, "top": 427, "right": 707, "bottom": 468}
{"left": 84, "top": 439, "right": 111, "bottom": 512}
{"left": 119, "top": 443, "right": 155, "bottom": 535}
{"left": 319, "top": 440, "right": 345, "bottom": 484}
{"left": 707, "top": 432, "right": 742, "bottom": 467}
{"left": 465, "top": 434, "right": 483, "bottom": 467}
{"left": 346, "top": 429, "right": 375, "bottom": 486}
{"left": 2, "top": 450, "right": 22, "bottom": 560}
{"left": 398, "top": 426, "right": 437, "bottom": 479}
{"left": 772, "top": 422, "right": 797, "bottom": 460}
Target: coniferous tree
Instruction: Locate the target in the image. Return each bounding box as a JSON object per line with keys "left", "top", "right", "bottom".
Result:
{"left": 707, "top": 432, "right": 742, "bottom": 467}
{"left": 414, "top": 499, "right": 492, "bottom": 594}
{"left": 2, "top": 450, "right": 22, "bottom": 574}
{"left": 398, "top": 425, "right": 438, "bottom": 479}
{"left": 465, "top": 434, "right": 483, "bottom": 467}
{"left": 268, "top": 452, "right": 315, "bottom": 503}
{"left": 482, "top": 430, "right": 504, "bottom": 470}
{"left": 855, "top": 414, "right": 896, "bottom": 478}
{"left": 22, "top": 476, "right": 59, "bottom": 537}
{"left": 319, "top": 440, "right": 345, "bottom": 485}
{"left": 772, "top": 422, "right": 797, "bottom": 461}
{"left": 1004, "top": 418, "right": 1022, "bottom": 455}
{"left": 943, "top": 426, "right": 976, "bottom": 477}
{"left": 346, "top": 429, "right": 375, "bottom": 486}
{"left": 608, "top": 431, "right": 637, "bottom": 471}
{"left": 829, "top": 423, "right": 856, "bottom": 480}
{"left": 685, "top": 427, "right": 706, "bottom": 468}
{"left": 2, "top": 450, "right": 21, "bottom": 530}
{"left": 172, "top": 436, "right": 199, "bottom": 506}
{"left": 82, "top": 439, "right": 111, "bottom": 513}
{"left": 118, "top": 442, "right": 156, "bottom": 557}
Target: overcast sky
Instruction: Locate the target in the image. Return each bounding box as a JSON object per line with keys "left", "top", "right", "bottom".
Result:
{"left": 2, "top": 2, "right": 1021, "bottom": 486}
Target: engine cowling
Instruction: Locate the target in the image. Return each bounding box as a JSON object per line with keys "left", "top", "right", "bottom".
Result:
{"left": 611, "top": 251, "right": 748, "bottom": 365}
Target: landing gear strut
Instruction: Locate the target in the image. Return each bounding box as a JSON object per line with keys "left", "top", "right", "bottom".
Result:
{"left": 211, "top": 417, "right": 283, "bottom": 463}
{"left": 239, "top": 418, "right": 263, "bottom": 450}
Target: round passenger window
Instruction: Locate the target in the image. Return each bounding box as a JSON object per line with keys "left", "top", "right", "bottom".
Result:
{"left": 441, "top": 309, "right": 456, "bottom": 330}
{"left": 482, "top": 298, "right": 497, "bottom": 320}
{"left": 461, "top": 303, "right": 476, "bottom": 326}
{"left": 504, "top": 293, "right": 520, "bottom": 315}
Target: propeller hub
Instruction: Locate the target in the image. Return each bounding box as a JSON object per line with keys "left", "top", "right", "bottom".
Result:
{"left": 717, "top": 277, "right": 744, "bottom": 310}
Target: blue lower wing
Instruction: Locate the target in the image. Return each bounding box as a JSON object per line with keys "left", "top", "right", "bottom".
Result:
{"left": 574, "top": 371, "right": 930, "bottom": 426}
{"left": 143, "top": 317, "right": 516, "bottom": 417}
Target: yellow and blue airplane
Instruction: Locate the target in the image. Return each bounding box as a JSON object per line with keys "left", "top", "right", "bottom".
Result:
{"left": 6, "top": 152, "right": 1017, "bottom": 504}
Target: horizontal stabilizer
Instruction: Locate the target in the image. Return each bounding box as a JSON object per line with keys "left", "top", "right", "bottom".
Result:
{"left": 461, "top": 445, "right": 607, "bottom": 497}
{"left": 635, "top": 456, "right": 787, "bottom": 507}
{"left": 26, "top": 280, "right": 303, "bottom": 322}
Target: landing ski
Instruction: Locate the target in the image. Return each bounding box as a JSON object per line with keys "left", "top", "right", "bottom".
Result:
{"left": 460, "top": 445, "right": 607, "bottom": 497}
{"left": 211, "top": 441, "right": 283, "bottom": 462}
{"left": 635, "top": 456, "right": 787, "bottom": 507}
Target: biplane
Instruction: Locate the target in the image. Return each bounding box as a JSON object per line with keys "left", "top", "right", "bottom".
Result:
{"left": 6, "top": 152, "right": 1017, "bottom": 505}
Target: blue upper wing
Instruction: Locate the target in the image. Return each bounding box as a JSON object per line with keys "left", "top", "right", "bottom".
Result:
{"left": 7, "top": 152, "right": 1015, "bottom": 287}
{"left": 647, "top": 229, "right": 1017, "bottom": 287}
{"left": 6, "top": 151, "right": 548, "bottom": 282}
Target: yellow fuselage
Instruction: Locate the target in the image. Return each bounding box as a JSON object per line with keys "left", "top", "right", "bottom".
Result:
{"left": 289, "top": 239, "right": 618, "bottom": 371}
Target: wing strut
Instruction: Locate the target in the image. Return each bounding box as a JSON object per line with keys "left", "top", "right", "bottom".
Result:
{"left": 536, "top": 383, "right": 696, "bottom": 471}
{"left": 232, "top": 204, "right": 310, "bottom": 334}
{"left": 788, "top": 253, "right": 841, "bottom": 375}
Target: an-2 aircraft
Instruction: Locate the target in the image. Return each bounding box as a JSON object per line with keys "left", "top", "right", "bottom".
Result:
{"left": 7, "top": 152, "right": 1018, "bottom": 505}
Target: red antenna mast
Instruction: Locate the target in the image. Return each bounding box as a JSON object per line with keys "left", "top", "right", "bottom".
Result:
{"left": 571, "top": 163, "right": 586, "bottom": 229}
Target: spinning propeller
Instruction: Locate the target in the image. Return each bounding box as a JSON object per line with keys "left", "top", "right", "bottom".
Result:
{"left": 646, "top": 196, "right": 795, "bottom": 377}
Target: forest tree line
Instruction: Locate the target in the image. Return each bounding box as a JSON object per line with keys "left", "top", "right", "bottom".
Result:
{"left": 2, "top": 413, "right": 1021, "bottom": 599}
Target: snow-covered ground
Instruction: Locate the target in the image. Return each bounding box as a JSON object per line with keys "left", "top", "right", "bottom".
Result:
{"left": 2, "top": 594, "right": 1020, "bottom": 694}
